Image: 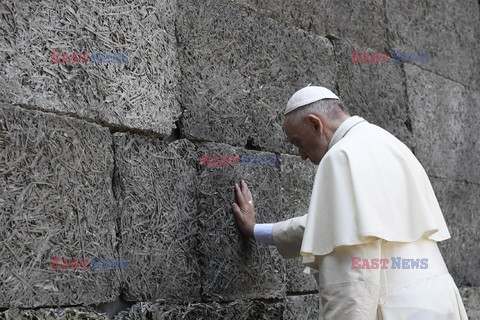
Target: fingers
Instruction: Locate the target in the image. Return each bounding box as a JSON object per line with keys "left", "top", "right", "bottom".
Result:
{"left": 232, "top": 202, "right": 243, "bottom": 221}
{"left": 240, "top": 180, "right": 247, "bottom": 195}
{"left": 234, "top": 183, "right": 246, "bottom": 207}
{"left": 234, "top": 180, "right": 253, "bottom": 209}
{"left": 232, "top": 202, "right": 254, "bottom": 238}
{"left": 241, "top": 180, "right": 253, "bottom": 203}
{"left": 232, "top": 183, "right": 256, "bottom": 239}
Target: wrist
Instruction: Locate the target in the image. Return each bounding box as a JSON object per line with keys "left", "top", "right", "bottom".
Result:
{"left": 246, "top": 222, "right": 255, "bottom": 239}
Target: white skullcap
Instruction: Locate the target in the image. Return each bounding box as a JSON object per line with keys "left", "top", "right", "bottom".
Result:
{"left": 285, "top": 86, "right": 339, "bottom": 115}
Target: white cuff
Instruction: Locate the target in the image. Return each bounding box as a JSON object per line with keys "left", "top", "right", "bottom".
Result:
{"left": 253, "top": 223, "right": 275, "bottom": 245}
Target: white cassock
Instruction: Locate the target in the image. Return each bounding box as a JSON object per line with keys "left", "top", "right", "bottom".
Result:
{"left": 258, "top": 115, "right": 468, "bottom": 320}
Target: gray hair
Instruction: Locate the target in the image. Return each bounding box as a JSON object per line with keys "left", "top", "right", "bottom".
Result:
{"left": 286, "top": 99, "right": 350, "bottom": 126}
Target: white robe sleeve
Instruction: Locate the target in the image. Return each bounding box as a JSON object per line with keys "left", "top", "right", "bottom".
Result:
{"left": 271, "top": 214, "right": 307, "bottom": 259}
{"left": 253, "top": 223, "right": 275, "bottom": 245}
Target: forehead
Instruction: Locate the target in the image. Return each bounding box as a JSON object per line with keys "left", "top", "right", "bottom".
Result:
{"left": 283, "top": 116, "right": 299, "bottom": 141}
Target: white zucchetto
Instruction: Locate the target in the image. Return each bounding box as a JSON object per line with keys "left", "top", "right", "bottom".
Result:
{"left": 285, "top": 86, "right": 339, "bottom": 115}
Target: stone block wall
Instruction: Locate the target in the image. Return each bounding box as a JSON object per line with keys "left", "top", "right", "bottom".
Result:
{"left": 0, "top": 0, "right": 478, "bottom": 319}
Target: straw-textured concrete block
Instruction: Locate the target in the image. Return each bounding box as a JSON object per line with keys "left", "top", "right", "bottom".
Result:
{"left": 334, "top": 39, "right": 413, "bottom": 148}
{"left": 318, "top": 0, "right": 387, "bottom": 50}
{"left": 406, "top": 64, "right": 480, "bottom": 184}
{"left": 431, "top": 177, "right": 480, "bottom": 286}
{"left": 283, "top": 294, "right": 322, "bottom": 320}
{"left": 386, "top": 0, "right": 480, "bottom": 87}
{"left": 229, "top": 0, "right": 326, "bottom": 35}
{"left": 113, "top": 135, "right": 200, "bottom": 302}
{"left": 0, "top": 104, "right": 118, "bottom": 308}
{"left": 196, "top": 142, "right": 285, "bottom": 300}
{"left": 232, "top": 0, "right": 387, "bottom": 50}
{"left": 279, "top": 155, "right": 318, "bottom": 293}
{"left": 279, "top": 155, "right": 316, "bottom": 219}
{"left": 114, "top": 300, "right": 285, "bottom": 320}
{"left": 0, "top": 307, "right": 108, "bottom": 320}
{"left": 177, "top": 0, "right": 336, "bottom": 154}
{"left": 0, "top": 0, "right": 180, "bottom": 134}
{"left": 284, "top": 258, "right": 318, "bottom": 294}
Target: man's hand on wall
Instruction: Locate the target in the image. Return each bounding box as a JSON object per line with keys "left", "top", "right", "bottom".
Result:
{"left": 232, "top": 180, "right": 256, "bottom": 239}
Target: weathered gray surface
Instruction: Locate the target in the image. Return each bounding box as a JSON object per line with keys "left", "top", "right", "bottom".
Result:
{"left": 284, "top": 258, "right": 318, "bottom": 294}
{"left": 279, "top": 155, "right": 318, "bottom": 293}
{"left": 0, "top": 104, "right": 118, "bottom": 308}
{"left": 406, "top": 64, "right": 480, "bottom": 184}
{"left": 114, "top": 300, "right": 285, "bottom": 320}
{"left": 228, "top": 0, "right": 327, "bottom": 36}
{"left": 0, "top": 0, "right": 180, "bottom": 134}
{"left": 196, "top": 143, "right": 286, "bottom": 300}
{"left": 113, "top": 135, "right": 200, "bottom": 302}
{"left": 319, "top": 0, "right": 387, "bottom": 50}
{"left": 460, "top": 286, "right": 480, "bottom": 320}
{"left": 432, "top": 177, "right": 480, "bottom": 286}
{"left": 231, "top": 0, "right": 387, "bottom": 50}
{"left": 386, "top": 0, "right": 480, "bottom": 88}
{"left": 334, "top": 39, "right": 413, "bottom": 148}
{"left": 177, "top": 0, "right": 336, "bottom": 154}
{"left": 279, "top": 155, "right": 316, "bottom": 219}
{"left": 0, "top": 0, "right": 479, "bottom": 318}
{"left": 284, "top": 294, "right": 321, "bottom": 320}
{"left": 0, "top": 307, "right": 109, "bottom": 320}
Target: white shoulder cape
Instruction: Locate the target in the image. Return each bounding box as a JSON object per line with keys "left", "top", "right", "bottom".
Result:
{"left": 300, "top": 117, "right": 450, "bottom": 268}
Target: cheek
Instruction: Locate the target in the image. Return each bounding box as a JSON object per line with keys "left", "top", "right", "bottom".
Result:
{"left": 311, "top": 139, "right": 326, "bottom": 157}
{"left": 306, "top": 138, "right": 319, "bottom": 150}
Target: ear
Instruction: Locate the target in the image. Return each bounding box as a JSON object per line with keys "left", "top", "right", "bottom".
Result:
{"left": 306, "top": 114, "right": 323, "bottom": 135}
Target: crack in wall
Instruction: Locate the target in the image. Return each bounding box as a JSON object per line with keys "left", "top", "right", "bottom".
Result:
{"left": 410, "top": 63, "right": 479, "bottom": 91}
{"left": 399, "top": 63, "right": 413, "bottom": 135}
{"left": 110, "top": 130, "right": 124, "bottom": 301}
{"left": 428, "top": 174, "right": 480, "bottom": 187}
{"left": 6, "top": 101, "right": 305, "bottom": 166}
{"left": 285, "top": 290, "right": 319, "bottom": 296}
{"left": 1, "top": 101, "right": 168, "bottom": 139}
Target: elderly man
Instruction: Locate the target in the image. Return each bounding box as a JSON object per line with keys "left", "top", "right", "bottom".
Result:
{"left": 232, "top": 86, "right": 468, "bottom": 319}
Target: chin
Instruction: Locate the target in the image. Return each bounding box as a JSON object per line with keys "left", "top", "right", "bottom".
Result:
{"left": 312, "top": 154, "right": 325, "bottom": 165}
